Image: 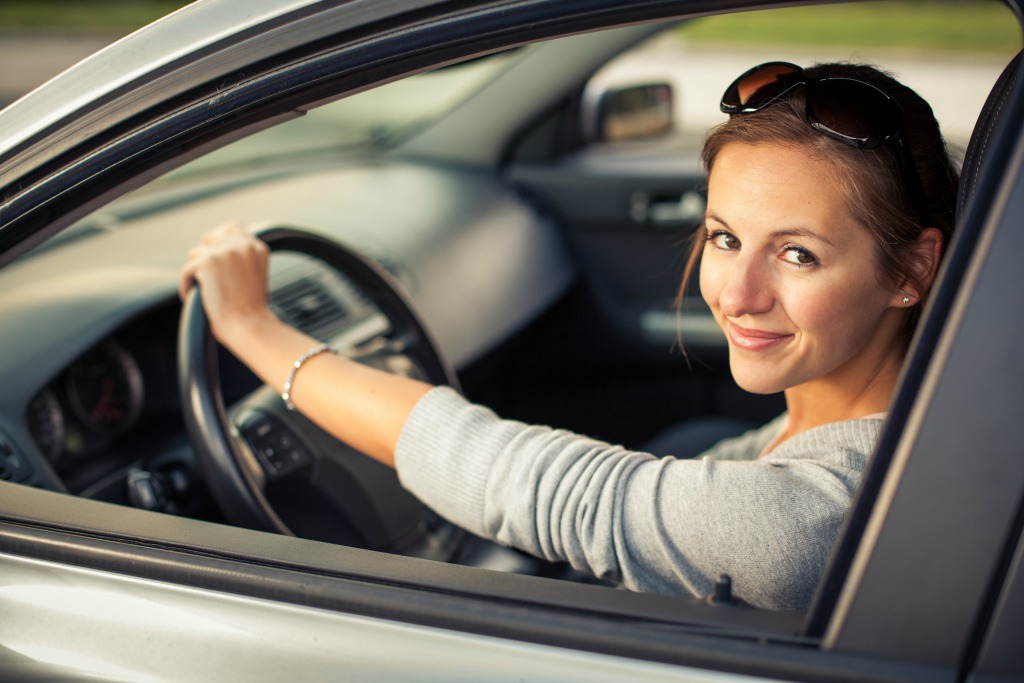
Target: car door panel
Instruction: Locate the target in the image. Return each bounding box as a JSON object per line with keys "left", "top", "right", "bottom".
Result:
{"left": 510, "top": 149, "right": 713, "bottom": 354}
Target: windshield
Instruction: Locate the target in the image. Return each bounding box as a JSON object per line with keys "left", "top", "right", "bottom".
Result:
{"left": 157, "top": 50, "right": 520, "bottom": 182}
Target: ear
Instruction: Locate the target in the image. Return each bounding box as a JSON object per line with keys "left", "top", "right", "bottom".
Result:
{"left": 894, "top": 227, "right": 945, "bottom": 307}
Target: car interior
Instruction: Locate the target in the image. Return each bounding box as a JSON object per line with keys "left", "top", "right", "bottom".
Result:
{"left": 1, "top": 0, "right": 1021, "bottom": 620}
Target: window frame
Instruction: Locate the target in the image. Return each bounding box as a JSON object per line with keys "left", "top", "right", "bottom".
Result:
{"left": 0, "top": 0, "right": 1022, "bottom": 680}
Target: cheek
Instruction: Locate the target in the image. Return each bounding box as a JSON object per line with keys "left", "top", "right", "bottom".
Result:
{"left": 785, "top": 275, "right": 886, "bottom": 346}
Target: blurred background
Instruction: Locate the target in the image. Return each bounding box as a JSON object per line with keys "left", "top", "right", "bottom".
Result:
{"left": 1, "top": 0, "right": 1020, "bottom": 149}
{"left": 0, "top": 0, "right": 190, "bottom": 108}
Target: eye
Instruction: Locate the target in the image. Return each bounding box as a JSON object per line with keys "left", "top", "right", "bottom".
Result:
{"left": 781, "top": 245, "right": 819, "bottom": 267}
{"left": 707, "top": 230, "right": 739, "bottom": 251}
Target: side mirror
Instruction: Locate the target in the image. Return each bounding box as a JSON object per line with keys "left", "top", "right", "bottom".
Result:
{"left": 585, "top": 82, "right": 674, "bottom": 143}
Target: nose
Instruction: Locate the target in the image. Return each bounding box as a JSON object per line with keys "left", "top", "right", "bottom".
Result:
{"left": 716, "top": 253, "right": 775, "bottom": 319}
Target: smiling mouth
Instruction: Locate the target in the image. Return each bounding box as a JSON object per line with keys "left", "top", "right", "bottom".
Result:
{"left": 727, "top": 323, "right": 793, "bottom": 351}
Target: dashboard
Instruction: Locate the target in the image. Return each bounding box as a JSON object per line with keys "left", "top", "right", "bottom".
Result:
{"left": 0, "top": 159, "right": 577, "bottom": 512}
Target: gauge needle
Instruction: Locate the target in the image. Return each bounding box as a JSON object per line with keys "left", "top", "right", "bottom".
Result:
{"left": 93, "top": 378, "right": 123, "bottom": 421}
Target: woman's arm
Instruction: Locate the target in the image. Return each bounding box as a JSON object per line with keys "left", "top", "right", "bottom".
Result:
{"left": 396, "top": 387, "right": 876, "bottom": 610}
{"left": 180, "top": 222, "right": 433, "bottom": 466}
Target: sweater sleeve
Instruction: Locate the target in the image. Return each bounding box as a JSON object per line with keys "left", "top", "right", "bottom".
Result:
{"left": 395, "top": 386, "right": 878, "bottom": 611}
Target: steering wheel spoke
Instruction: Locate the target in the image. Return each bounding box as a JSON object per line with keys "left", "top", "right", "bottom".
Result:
{"left": 235, "top": 408, "right": 315, "bottom": 483}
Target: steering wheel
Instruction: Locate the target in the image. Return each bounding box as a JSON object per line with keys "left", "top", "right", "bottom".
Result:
{"left": 178, "top": 225, "right": 463, "bottom": 560}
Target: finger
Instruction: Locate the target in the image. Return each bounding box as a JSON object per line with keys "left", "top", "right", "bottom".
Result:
{"left": 179, "top": 260, "right": 201, "bottom": 302}
{"left": 179, "top": 274, "right": 197, "bottom": 303}
{"left": 185, "top": 245, "right": 207, "bottom": 262}
{"left": 179, "top": 247, "right": 212, "bottom": 301}
{"left": 213, "top": 220, "right": 249, "bottom": 241}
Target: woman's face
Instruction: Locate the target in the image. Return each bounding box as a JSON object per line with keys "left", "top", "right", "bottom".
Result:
{"left": 700, "top": 142, "right": 906, "bottom": 396}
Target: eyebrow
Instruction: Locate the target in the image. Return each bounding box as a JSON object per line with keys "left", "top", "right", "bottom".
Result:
{"left": 705, "top": 213, "right": 836, "bottom": 247}
{"left": 770, "top": 228, "right": 836, "bottom": 247}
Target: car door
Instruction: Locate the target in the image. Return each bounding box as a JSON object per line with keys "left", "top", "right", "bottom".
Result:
{"left": 1, "top": 1, "right": 1022, "bottom": 682}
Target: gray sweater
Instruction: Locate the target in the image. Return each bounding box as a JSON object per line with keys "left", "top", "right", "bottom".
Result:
{"left": 396, "top": 386, "right": 882, "bottom": 611}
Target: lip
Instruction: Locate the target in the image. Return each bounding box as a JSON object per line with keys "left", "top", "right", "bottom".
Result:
{"left": 727, "top": 322, "right": 793, "bottom": 351}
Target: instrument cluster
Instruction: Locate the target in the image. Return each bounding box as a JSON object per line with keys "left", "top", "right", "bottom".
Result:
{"left": 20, "top": 301, "right": 194, "bottom": 493}
{"left": 27, "top": 338, "right": 146, "bottom": 466}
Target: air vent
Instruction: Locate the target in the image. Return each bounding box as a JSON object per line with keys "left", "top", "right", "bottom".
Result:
{"left": 271, "top": 276, "right": 349, "bottom": 340}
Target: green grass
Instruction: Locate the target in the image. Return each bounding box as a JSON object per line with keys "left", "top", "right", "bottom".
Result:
{"left": 0, "top": 1, "right": 192, "bottom": 31}
{"left": 679, "top": 1, "right": 1021, "bottom": 53}
{"left": 0, "top": 0, "right": 1019, "bottom": 53}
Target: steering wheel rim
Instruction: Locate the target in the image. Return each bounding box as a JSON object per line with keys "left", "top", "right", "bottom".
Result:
{"left": 178, "top": 225, "right": 461, "bottom": 552}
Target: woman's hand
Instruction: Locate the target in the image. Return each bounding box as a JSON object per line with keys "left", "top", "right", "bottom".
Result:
{"left": 179, "top": 222, "right": 274, "bottom": 348}
{"left": 179, "top": 221, "right": 433, "bottom": 467}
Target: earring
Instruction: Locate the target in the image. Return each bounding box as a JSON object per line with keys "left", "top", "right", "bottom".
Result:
{"left": 901, "top": 295, "right": 911, "bottom": 305}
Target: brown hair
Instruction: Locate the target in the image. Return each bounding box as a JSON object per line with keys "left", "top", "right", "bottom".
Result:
{"left": 680, "top": 62, "right": 959, "bottom": 336}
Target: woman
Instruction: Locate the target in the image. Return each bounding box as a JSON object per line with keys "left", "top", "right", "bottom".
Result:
{"left": 180, "top": 62, "right": 958, "bottom": 611}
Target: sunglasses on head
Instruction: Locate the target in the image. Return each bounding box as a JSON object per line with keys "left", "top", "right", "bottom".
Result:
{"left": 720, "top": 61, "right": 930, "bottom": 225}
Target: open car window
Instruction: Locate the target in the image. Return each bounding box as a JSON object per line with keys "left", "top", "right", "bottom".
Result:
{"left": 1, "top": 1, "right": 1022, "bottom": 681}
{"left": 591, "top": 1, "right": 1019, "bottom": 154}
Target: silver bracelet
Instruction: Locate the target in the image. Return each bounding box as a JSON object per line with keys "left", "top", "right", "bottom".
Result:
{"left": 281, "top": 342, "right": 335, "bottom": 411}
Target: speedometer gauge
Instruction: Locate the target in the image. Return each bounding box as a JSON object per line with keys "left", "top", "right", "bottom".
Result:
{"left": 26, "top": 387, "right": 65, "bottom": 462}
{"left": 66, "top": 340, "right": 144, "bottom": 436}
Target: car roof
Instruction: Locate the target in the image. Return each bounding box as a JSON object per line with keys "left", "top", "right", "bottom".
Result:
{"left": 0, "top": 0, "right": 312, "bottom": 153}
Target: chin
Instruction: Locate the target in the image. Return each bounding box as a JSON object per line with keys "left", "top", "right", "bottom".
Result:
{"left": 734, "top": 379, "right": 787, "bottom": 396}
{"left": 728, "top": 361, "right": 793, "bottom": 396}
